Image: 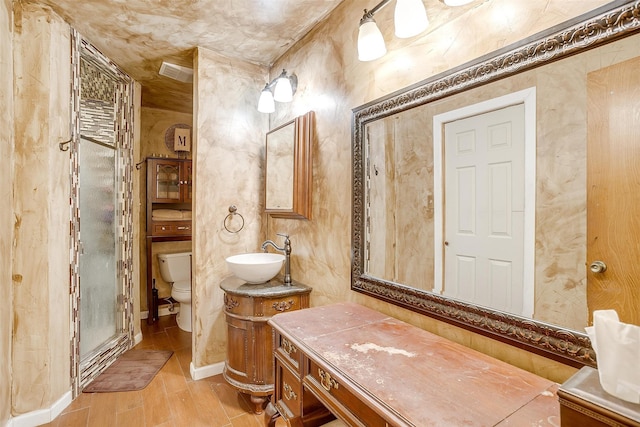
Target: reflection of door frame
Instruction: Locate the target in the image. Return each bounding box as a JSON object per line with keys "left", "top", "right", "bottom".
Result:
{"left": 433, "top": 88, "right": 536, "bottom": 317}
{"left": 70, "top": 31, "right": 135, "bottom": 397}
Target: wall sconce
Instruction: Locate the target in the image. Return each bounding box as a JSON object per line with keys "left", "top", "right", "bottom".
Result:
{"left": 358, "top": 0, "right": 474, "bottom": 62}
{"left": 358, "top": 0, "right": 428, "bottom": 62}
{"left": 257, "top": 69, "right": 298, "bottom": 113}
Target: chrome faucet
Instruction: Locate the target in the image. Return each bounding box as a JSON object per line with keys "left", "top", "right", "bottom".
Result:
{"left": 261, "top": 233, "right": 292, "bottom": 285}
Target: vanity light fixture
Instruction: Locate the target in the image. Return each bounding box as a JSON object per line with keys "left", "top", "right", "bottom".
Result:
{"left": 358, "top": 0, "right": 429, "bottom": 61}
{"left": 257, "top": 69, "right": 298, "bottom": 113}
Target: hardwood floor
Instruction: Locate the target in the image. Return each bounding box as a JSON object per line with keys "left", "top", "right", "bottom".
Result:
{"left": 44, "top": 315, "right": 271, "bottom": 427}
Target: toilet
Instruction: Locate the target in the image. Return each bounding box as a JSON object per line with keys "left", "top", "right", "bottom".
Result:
{"left": 157, "top": 252, "right": 192, "bottom": 332}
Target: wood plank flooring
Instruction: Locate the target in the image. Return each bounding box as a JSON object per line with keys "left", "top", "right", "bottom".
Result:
{"left": 44, "top": 315, "right": 270, "bottom": 427}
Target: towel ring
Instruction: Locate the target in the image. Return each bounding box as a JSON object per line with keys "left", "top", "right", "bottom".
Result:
{"left": 224, "top": 205, "right": 244, "bottom": 233}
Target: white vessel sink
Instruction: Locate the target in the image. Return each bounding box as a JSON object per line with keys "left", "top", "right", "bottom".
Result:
{"left": 225, "top": 252, "right": 285, "bottom": 284}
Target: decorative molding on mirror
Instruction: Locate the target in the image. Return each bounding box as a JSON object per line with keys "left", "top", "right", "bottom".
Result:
{"left": 351, "top": 0, "right": 640, "bottom": 368}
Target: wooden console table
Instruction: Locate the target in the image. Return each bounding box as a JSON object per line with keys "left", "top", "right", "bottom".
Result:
{"left": 269, "top": 302, "right": 560, "bottom": 426}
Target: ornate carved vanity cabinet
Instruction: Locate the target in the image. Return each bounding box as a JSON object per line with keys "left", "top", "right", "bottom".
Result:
{"left": 220, "top": 276, "right": 311, "bottom": 414}
{"left": 269, "top": 302, "right": 560, "bottom": 426}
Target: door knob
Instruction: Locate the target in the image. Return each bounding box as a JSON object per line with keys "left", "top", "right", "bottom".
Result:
{"left": 589, "top": 260, "right": 607, "bottom": 273}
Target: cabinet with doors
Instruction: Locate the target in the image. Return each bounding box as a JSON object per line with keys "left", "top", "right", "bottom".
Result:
{"left": 145, "top": 157, "right": 192, "bottom": 324}
{"left": 220, "top": 276, "right": 311, "bottom": 415}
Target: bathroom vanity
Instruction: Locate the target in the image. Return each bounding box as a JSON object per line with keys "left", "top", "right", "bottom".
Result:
{"left": 269, "top": 302, "right": 560, "bottom": 426}
{"left": 221, "top": 276, "right": 311, "bottom": 414}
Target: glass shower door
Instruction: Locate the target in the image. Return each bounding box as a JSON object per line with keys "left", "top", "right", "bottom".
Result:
{"left": 78, "top": 135, "right": 122, "bottom": 358}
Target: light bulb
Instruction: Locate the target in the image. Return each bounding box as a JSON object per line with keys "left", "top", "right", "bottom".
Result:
{"left": 358, "top": 17, "right": 387, "bottom": 61}
{"left": 394, "top": 0, "right": 429, "bottom": 38}
{"left": 273, "top": 74, "right": 293, "bottom": 103}
{"left": 257, "top": 87, "right": 275, "bottom": 113}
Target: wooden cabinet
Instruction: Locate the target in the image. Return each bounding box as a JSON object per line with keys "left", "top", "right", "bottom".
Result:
{"left": 220, "top": 277, "right": 311, "bottom": 415}
{"left": 145, "top": 157, "right": 192, "bottom": 324}
{"left": 147, "top": 158, "right": 192, "bottom": 203}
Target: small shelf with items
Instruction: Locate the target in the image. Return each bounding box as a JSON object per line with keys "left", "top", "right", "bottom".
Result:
{"left": 146, "top": 157, "right": 192, "bottom": 232}
{"left": 145, "top": 157, "right": 192, "bottom": 324}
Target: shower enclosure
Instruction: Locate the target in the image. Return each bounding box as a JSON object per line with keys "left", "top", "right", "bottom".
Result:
{"left": 70, "top": 32, "right": 135, "bottom": 395}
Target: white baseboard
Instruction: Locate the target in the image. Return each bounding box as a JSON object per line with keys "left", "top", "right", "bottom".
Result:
{"left": 140, "top": 305, "right": 179, "bottom": 320}
{"left": 7, "top": 390, "right": 72, "bottom": 427}
{"left": 133, "top": 331, "right": 143, "bottom": 346}
{"left": 190, "top": 361, "right": 224, "bottom": 381}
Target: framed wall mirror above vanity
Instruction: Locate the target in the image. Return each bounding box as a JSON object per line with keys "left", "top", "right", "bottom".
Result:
{"left": 351, "top": 1, "right": 640, "bottom": 368}
{"left": 265, "top": 111, "right": 314, "bottom": 219}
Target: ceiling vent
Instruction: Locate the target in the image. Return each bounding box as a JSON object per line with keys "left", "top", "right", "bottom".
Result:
{"left": 159, "top": 61, "right": 193, "bottom": 83}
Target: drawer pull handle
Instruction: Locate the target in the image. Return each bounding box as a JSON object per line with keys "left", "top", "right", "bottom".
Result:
{"left": 177, "top": 226, "right": 189, "bottom": 230}
{"left": 272, "top": 299, "right": 294, "bottom": 312}
{"left": 281, "top": 337, "right": 296, "bottom": 356}
{"left": 283, "top": 382, "right": 297, "bottom": 401}
{"left": 318, "top": 368, "right": 339, "bottom": 392}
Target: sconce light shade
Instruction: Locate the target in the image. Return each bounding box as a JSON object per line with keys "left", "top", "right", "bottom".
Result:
{"left": 394, "top": 0, "right": 429, "bottom": 38}
{"left": 257, "top": 69, "right": 298, "bottom": 112}
{"left": 258, "top": 85, "right": 275, "bottom": 113}
{"left": 358, "top": 16, "right": 387, "bottom": 61}
{"left": 273, "top": 72, "right": 294, "bottom": 102}
{"left": 444, "top": 0, "right": 473, "bottom": 5}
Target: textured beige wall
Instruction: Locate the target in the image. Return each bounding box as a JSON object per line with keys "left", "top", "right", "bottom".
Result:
{"left": 1, "top": 0, "right": 13, "bottom": 424}
{"left": 192, "top": 47, "right": 268, "bottom": 368}
{"left": 11, "top": 2, "right": 71, "bottom": 415}
{"left": 139, "top": 107, "right": 193, "bottom": 311}
{"left": 261, "top": 0, "right": 612, "bottom": 384}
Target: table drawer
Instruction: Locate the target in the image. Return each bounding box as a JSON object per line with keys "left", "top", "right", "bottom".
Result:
{"left": 305, "top": 360, "right": 387, "bottom": 427}
{"left": 152, "top": 222, "right": 191, "bottom": 235}
{"left": 275, "top": 333, "right": 303, "bottom": 373}
{"left": 275, "top": 359, "right": 303, "bottom": 419}
{"left": 262, "top": 295, "right": 304, "bottom": 317}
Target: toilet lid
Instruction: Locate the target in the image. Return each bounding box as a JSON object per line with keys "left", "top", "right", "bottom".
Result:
{"left": 173, "top": 281, "right": 191, "bottom": 292}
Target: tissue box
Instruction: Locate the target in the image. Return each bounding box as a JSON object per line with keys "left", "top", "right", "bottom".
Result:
{"left": 585, "top": 310, "right": 640, "bottom": 404}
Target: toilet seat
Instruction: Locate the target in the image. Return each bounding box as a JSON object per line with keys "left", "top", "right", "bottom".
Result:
{"left": 172, "top": 280, "right": 191, "bottom": 292}
{"left": 171, "top": 281, "right": 191, "bottom": 305}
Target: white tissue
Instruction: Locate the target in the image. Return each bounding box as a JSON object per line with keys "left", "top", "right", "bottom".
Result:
{"left": 585, "top": 310, "right": 640, "bottom": 403}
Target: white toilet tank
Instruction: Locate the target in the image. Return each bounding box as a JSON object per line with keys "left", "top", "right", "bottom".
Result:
{"left": 157, "top": 252, "right": 192, "bottom": 283}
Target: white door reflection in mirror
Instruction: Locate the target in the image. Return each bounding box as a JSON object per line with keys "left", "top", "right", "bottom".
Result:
{"left": 434, "top": 89, "right": 536, "bottom": 319}
{"left": 266, "top": 120, "right": 295, "bottom": 210}
{"left": 443, "top": 104, "right": 528, "bottom": 317}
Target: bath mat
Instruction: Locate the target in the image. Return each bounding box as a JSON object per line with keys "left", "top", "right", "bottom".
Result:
{"left": 83, "top": 349, "right": 173, "bottom": 393}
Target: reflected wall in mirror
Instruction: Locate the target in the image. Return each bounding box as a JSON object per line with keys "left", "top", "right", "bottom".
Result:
{"left": 265, "top": 111, "right": 314, "bottom": 219}
{"left": 352, "top": 1, "right": 640, "bottom": 368}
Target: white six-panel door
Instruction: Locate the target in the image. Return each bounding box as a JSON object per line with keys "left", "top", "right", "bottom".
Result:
{"left": 443, "top": 104, "right": 525, "bottom": 314}
{"left": 433, "top": 89, "right": 535, "bottom": 318}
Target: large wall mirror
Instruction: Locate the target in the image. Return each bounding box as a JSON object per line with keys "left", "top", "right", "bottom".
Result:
{"left": 352, "top": 1, "right": 640, "bottom": 368}
{"left": 265, "top": 111, "right": 314, "bottom": 219}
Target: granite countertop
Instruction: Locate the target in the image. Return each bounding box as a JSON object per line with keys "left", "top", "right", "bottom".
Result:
{"left": 220, "top": 275, "right": 311, "bottom": 297}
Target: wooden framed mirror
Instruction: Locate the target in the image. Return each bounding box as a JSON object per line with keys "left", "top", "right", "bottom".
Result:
{"left": 351, "top": 1, "right": 640, "bottom": 368}
{"left": 265, "top": 111, "right": 314, "bottom": 219}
